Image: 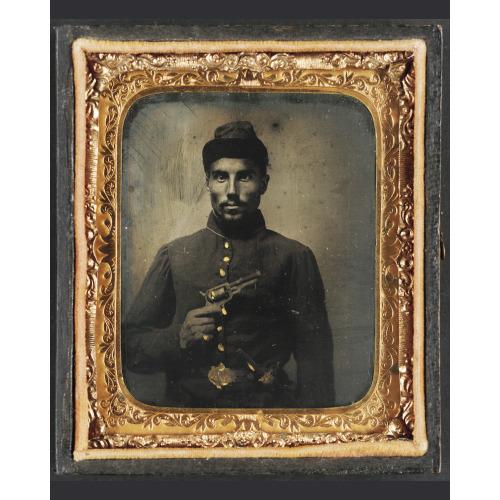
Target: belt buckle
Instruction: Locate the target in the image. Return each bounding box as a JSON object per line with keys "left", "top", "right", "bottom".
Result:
{"left": 208, "top": 363, "right": 237, "bottom": 389}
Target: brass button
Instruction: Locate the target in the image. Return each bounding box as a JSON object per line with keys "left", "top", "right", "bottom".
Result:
{"left": 223, "top": 256, "right": 230, "bottom": 262}
{"left": 224, "top": 242, "right": 229, "bottom": 249}
{"left": 217, "top": 326, "right": 223, "bottom": 332}
{"left": 221, "top": 306, "right": 227, "bottom": 316}
{"left": 218, "top": 343, "right": 224, "bottom": 352}
{"left": 219, "top": 269, "right": 226, "bottom": 277}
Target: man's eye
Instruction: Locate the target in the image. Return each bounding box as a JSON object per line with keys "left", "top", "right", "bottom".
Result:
{"left": 214, "top": 174, "right": 226, "bottom": 182}
{"left": 239, "top": 174, "right": 251, "bottom": 181}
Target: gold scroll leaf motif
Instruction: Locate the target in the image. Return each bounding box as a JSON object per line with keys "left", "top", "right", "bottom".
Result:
{"left": 198, "top": 52, "right": 297, "bottom": 72}
{"left": 208, "top": 363, "right": 237, "bottom": 389}
{"left": 89, "top": 428, "right": 405, "bottom": 449}
{"left": 87, "top": 53, "right": 181, "bottom": 91}
{"left": 395, "top": 63, "right": 417, "bottom": 432}
{"left": 85, "top": 50, "right": 416, "bottom": 446}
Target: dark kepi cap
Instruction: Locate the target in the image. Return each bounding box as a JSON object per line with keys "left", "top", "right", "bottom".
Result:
{"left": 202, "top": 121, "right": 268, "bottom": 174}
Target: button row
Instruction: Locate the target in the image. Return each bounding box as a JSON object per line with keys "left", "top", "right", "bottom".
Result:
{"left": 215, "top": 240, "right": 231, "bottom": 357}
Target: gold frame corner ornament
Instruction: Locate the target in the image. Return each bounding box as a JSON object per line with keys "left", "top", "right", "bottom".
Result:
{"left": 73, "top": 39, "right": 427, "bottom": 460}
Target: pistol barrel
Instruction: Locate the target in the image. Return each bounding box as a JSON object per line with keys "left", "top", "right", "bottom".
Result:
{"left": 203, "top": 270, "right": 261, "bottom": 305}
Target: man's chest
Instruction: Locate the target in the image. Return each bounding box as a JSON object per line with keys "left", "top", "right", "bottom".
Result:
{"left": 168, "top": 231, "right": 289, "bottom": 311}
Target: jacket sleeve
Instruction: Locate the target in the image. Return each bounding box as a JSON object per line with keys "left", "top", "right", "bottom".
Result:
{"left": 287, "top": 246, "right": 334, "bottom": 407}
{"left": 122, "top": 245, "right": 183, "bottom": 373}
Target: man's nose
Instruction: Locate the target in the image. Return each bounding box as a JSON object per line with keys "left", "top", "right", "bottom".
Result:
{"left": 227, "top": 176, "right": 238, "bottom": 196}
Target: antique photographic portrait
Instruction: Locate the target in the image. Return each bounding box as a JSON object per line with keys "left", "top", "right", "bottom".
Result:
{"left": 72, "top": 39, "right": 428, "bottom": 458}
{"left": 120, "top": 92, "right": 375, "bottom": 409}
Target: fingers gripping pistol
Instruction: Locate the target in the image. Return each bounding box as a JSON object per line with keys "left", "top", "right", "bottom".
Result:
{"left": 200, "top": 271, "right": 261, "bottom": 309}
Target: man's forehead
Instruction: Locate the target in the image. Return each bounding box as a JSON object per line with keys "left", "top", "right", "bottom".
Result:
{"left": 210, "top": 158, "right": 259, "bottom": 172}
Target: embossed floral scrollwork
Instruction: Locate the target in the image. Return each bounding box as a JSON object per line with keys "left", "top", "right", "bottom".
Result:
{"left": 396, "top": 57, "right": 416, "bottom": 434}
{"left": 89, "top": 430, "right": 403, "bottom": 449}
{"left": 83, "top": 49, "right": 418, "bottom": 447}
{"left": 198, "top": 52, "right": 297, "bottom": 72}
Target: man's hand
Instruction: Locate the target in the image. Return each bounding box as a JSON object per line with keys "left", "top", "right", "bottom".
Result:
{"left": 179, "top": 303, "right": 222, "bottom": 349}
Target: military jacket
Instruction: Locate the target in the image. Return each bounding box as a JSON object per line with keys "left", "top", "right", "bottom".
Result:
{"left": 123, "top": 210, "right": 334, "bottom": 408}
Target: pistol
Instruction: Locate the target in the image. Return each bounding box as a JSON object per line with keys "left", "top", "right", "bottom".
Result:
{"left": 201, "top": 271, "right": 261, "bottom": 307}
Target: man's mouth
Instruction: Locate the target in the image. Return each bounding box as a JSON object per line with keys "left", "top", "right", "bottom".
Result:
{"left": 222, "top": 203, "right": 244, "bottom": 210}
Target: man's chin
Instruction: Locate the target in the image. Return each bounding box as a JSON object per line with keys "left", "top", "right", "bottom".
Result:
{"left": 220, "top": 212, "right": 244, "bottom": 222}
{"left": 215, "top": 208, "right": 248, "bottom": 224}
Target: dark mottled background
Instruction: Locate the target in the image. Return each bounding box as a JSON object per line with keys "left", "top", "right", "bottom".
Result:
{"left": 121, "top": 91, "right": 376, "bottom": 406}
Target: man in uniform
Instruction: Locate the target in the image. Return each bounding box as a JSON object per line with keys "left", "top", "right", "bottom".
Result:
{"left": 123, "top": 121, "right": 334, "bottom": 408}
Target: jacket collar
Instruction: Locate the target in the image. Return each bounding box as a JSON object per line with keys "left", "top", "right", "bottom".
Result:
{"left": 206, "top": 209, "right": 266, "bottom": 239}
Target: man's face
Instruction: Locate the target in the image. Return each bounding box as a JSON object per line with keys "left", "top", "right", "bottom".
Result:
{"left": 207, "top": 158, "right": 269, "bottom": 223}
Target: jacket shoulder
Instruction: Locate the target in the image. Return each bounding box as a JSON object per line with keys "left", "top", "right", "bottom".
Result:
{"left": 264, "top": 229, "right": 314, "bottom": 256}
{"left": 165, "top": 229, "right": 214, "bottom": 264}
{"left": 166, "top": 228, "right": 208, "bottom": 251}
